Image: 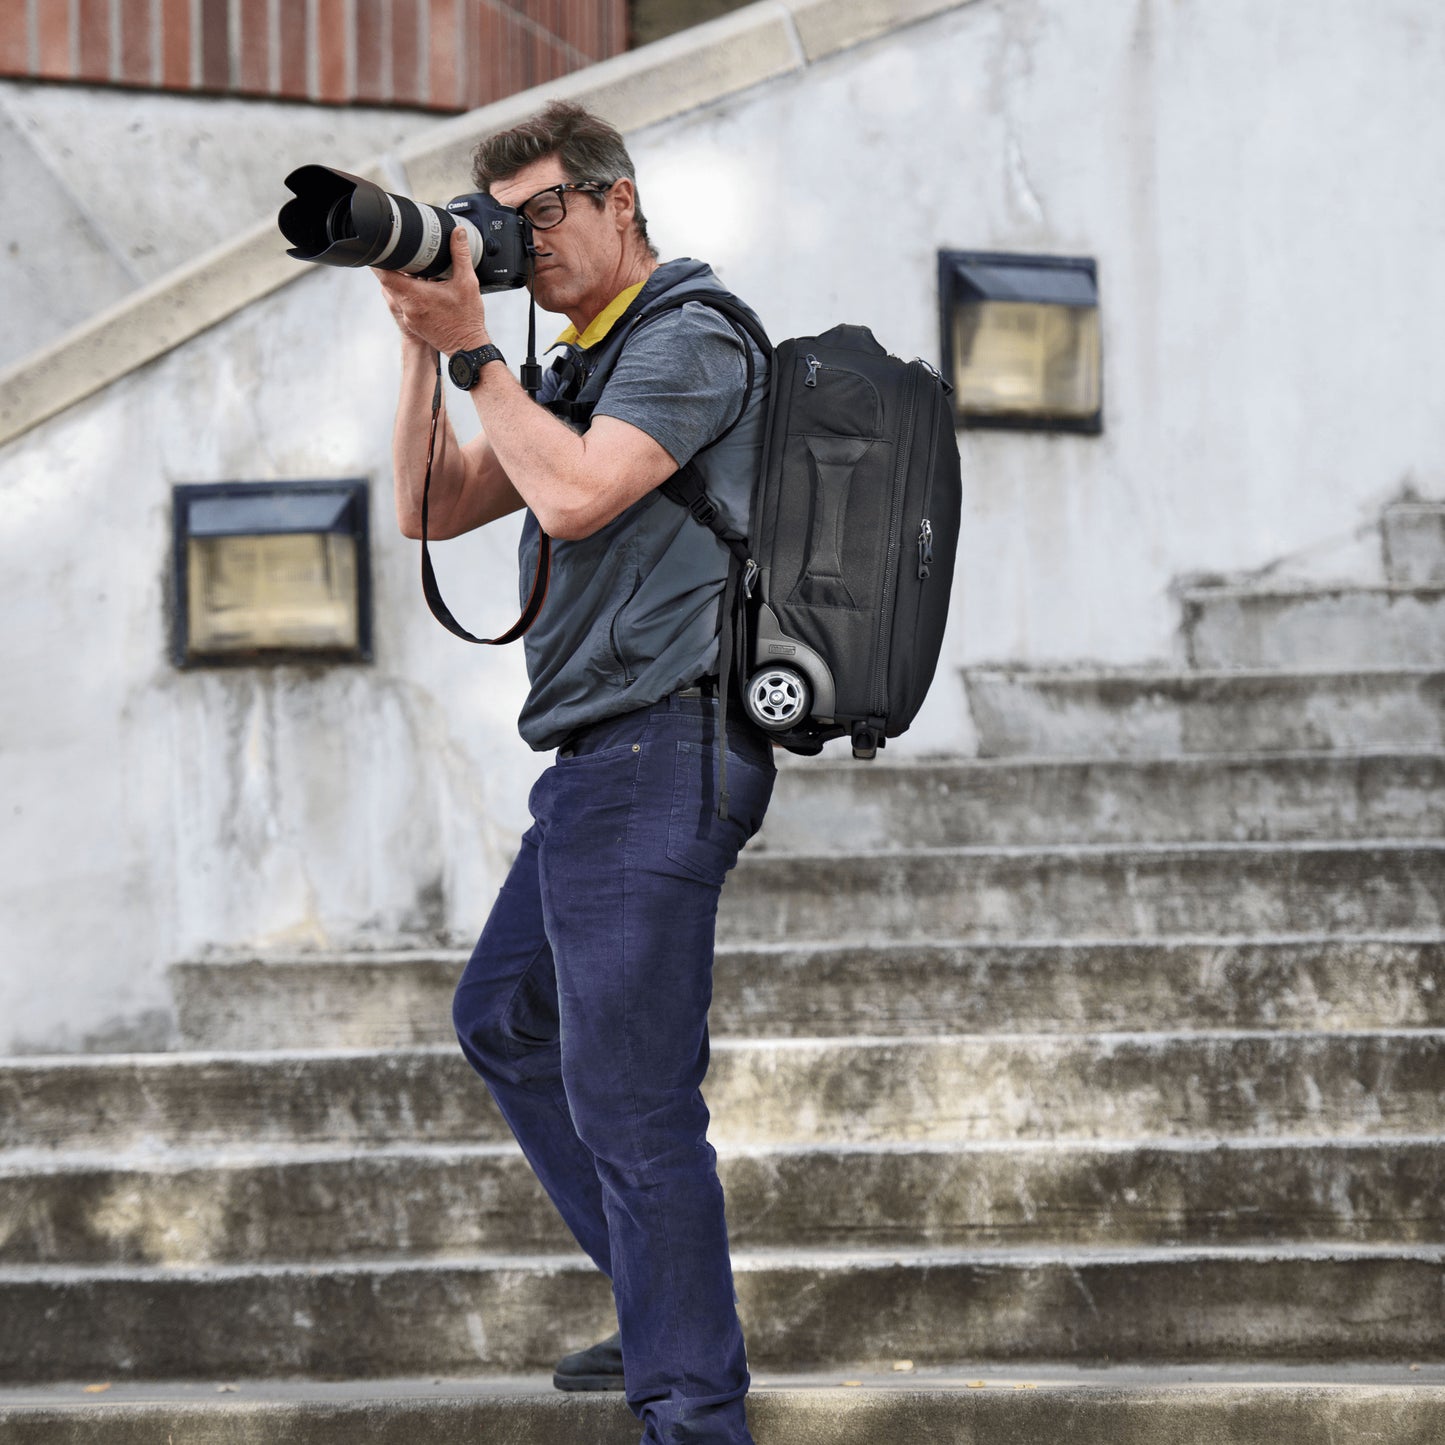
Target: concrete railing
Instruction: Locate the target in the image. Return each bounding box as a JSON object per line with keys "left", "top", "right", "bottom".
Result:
{"left": 0, "top": 0, "right": 969, "bottom": 451}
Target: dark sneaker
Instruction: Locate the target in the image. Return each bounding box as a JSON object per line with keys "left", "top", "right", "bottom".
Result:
{"left": 552, "top": 1329, "right": 625, "bottom": 1391}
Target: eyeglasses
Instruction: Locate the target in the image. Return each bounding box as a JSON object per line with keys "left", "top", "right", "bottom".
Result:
{"left": 516, "top": 180, "right": 615, "bottom": 231}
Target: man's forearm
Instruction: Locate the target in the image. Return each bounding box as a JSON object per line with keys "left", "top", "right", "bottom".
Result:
{"left": 465, "top": 357, "right": 676, "bottom": 542}
{"left": 391, "top": 338, "right": 451, "bottom": 537}
{"left": 391, "top": 338, "right": 523, "bottom": 540}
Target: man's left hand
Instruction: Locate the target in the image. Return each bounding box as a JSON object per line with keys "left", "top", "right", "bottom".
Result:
{"left": 372, "top": 228, "right": 491, "bottom": 357}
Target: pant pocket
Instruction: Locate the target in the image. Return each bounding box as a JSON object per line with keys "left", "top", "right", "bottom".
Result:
{"left": 665, "top": 739, "right": 774, "bottom": 885}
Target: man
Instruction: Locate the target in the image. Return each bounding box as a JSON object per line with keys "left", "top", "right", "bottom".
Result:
{"left": 374, "top": 101, "right": 773, "bottom": 1445}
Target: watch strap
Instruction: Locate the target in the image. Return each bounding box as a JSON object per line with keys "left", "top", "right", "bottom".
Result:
{"left": 448, "top": 343, "right": 505, "bottom": 390}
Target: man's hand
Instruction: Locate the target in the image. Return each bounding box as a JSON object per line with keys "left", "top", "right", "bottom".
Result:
{"left": 372, "top": 229, "right": 491, "bottom": 356}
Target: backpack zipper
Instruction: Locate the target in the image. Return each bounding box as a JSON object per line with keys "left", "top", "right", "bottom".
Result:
{"left": 870, "top": 361, "right": 921, "bottom": 718}
{"left": 915, "top": 380, "right": 943, "bottom": 580}
{"left": 917, "top": 519, "right": 934, "bottom": 579}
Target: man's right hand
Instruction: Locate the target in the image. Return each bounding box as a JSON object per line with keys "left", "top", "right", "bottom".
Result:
{"left": 372, "top": 268, "right": 430, "bottom": 345}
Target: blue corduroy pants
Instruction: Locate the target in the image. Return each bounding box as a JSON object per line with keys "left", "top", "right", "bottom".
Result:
{"left": 453, "top": 691, "right": 776, "bottom": 1444}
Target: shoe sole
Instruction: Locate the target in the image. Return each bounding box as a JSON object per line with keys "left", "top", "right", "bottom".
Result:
{"left": 553, "top": 1371, "right": 626, "bottom": 1392}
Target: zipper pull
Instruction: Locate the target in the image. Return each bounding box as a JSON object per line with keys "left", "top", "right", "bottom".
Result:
{"left": 917, "top": 519, "right": 934, "bottom": 579}
{"left": 804, "top": 354, "right": 821, "bottom": 387}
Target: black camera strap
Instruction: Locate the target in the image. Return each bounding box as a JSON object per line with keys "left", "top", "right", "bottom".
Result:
{"left": 418, "top": 267, "right": 551, "bottom": 647}
{"left": 418, "top": 348, "right": 551, "bottom": 647}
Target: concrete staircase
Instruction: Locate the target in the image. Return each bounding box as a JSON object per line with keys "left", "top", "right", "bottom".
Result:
{"left": 3, "top": 500, "right": 1444, "bottom": 1439}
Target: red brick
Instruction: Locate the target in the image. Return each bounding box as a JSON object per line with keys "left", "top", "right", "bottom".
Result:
{"left": 278, "top": 0, "right": 307, "bottom": 97}
{"left": 560, "top": 0, "right": 584, "bottom": 59}
{"left": 502, "top": 6, "right": 526, "bottom": 93}
{"left": 118, "top": 0, "right": 153, "bottom": 82}
{"left": 237, "top": 0, "right": 270, "bottom": 91}
{"left": 546, "top": 33, "right": 570, "bottom": 83}
{"left": 604, "top": 0, "right": 624, "bottom": 55}
{"left": 354, "top": 0, "right": 383, "bottom": 101}
{"left": 392, "top": 0, "right": 420, "bottom": 105}
{"left": 314, "top": 0, "right": 347, "bottom": 100}
{"left": 577, "top": 0, "right": 598, "bottom": 55}
{"left": 199, "top": 0, "right": 229, "bottom": 88}
{"left": 427, "top": 0, "right": 459, "bottom": 110}
{"left": 76, "top": 0, "right": 110, "bottom": 80}
{"left": 35, "top": 0, "right": 71, "bottom": 77}
{"left": 0, "top": 2, "right": 28, "bottom": 74}
{"left": 161, "top": 0, "right": 191, "bottom": 88}
{"left": 472, "top": 2, "right": 500, "bottom": 108}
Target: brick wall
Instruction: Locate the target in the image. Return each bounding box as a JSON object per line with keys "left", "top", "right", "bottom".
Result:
{"left": 0, "top": 0, "right": 630, "bottom": 111}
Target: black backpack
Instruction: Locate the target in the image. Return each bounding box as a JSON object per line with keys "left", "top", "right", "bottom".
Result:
{"left": 418, "top": 290, "right": 962, "bottom": 789}
{"left": 642, "top": 300, "right": 962, "bottom": 762}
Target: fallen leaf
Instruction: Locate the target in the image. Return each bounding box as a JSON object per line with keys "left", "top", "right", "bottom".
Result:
{"left": 968, "top": 1380, "right": 987, "bottom": 1389}
{"left": 892, "top": 1360, "right": 915, "bottom": 1372}
{"left": 841, "top": 1380, "right": 862, "bottom": 1387}
{"left": 83, "top": 1384, "right": 111, "bottom": 1395}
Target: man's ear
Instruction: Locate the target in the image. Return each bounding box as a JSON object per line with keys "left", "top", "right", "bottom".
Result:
{"left": 609, "top": 177, "right": 637, "bottom": 234}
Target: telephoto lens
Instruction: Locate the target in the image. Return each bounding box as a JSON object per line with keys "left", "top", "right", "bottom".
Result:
{"left": 278, "top": 165, "right": 532, "bottom": 291}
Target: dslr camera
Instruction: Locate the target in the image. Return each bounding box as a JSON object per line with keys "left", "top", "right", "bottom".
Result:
{"left": 278, "top": 164, "right": 532, "bottom": 291}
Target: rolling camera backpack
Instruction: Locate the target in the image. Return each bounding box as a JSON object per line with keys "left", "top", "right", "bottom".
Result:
{"left": 418, "top": 281, "right": 961, "bottom": 769}
{"left": 646, "top": 300, "right": 962, "bottom": 761}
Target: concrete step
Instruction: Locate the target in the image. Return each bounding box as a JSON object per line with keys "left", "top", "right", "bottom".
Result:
{"left": 721, "top": 842, "right": 1445, "bottom": 944}
{"left": 5, "top": 1137, "right": 1443, "bottom": 1265}
{"left": 2, "top": 1245, "right": 1444, "bottom": 1380}
{"left": 6, "top": 1030, "right": 1445, "bottom": 1151}
{"left": 963, "top": 666, "right": 1445, "bottom": 757}
{"left": 171, "top": 936, "right": 1445, "bottom": 1050}
{"left": 1180, "top": 586, "right": 1445, "bottom": 669}
{"left": 758, "top": 751, "right": 1445, "bottom": 851}
{"left": 5, "top": 1370, "right": 1445, "bottom": 1445}
{"left": 1385, "top": 502, "right": 1445, "bottom": 586}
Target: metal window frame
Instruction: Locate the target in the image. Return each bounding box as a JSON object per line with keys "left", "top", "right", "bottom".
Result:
{"left": 171, "top": 479, "right": 373, "bottom": 668}
{"left": 938, "top": 249, "right": 1103, "bottom": 435}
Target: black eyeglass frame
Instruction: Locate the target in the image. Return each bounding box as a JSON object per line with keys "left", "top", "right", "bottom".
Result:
{"left": 516, "top": 180, "right": 616, "bottom": 230}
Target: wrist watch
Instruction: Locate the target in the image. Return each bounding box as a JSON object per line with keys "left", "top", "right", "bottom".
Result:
{"left": 448, "top": 343, "right": 506, "bottom": 390}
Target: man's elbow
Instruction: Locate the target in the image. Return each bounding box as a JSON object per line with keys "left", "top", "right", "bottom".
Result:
{"left": 533, "top": 498, "right": 602, "bottom": 542}
{"left": 397, "top": 509, "right": 465, "bottom": 541}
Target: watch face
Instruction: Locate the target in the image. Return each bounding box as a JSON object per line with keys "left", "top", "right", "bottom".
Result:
{"left": 449, "top": 353, "right": 473, "bottom": 387}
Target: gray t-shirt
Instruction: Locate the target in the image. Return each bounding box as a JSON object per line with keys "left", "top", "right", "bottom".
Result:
{"left": 515, "top": 263, "right": 769, "bottom": 750}
{"left": 594, "top": 303, "right": 749, "bottom": 520}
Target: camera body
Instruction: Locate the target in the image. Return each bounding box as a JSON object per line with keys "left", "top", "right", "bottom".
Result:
{"left": 444, "top": 191, "right": 533, "bottom": 292}
{"left": 278, "top": 165, "right": 532, "bottom": 292}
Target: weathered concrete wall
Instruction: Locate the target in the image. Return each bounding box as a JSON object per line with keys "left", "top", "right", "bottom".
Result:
{"left": 626, "top": 0, "right": 1445, "bottom": 734}
{"left": 0, "top": 259, "right": 537, "bottom": 1051}
{"left": 0, "top": 80, "right": 437, "bottom": 369}
{"left": 2, "top": 0, "right": 1443, "bottom": 1052}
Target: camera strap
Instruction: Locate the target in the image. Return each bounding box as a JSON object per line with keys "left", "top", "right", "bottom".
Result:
{"left": 418, "top": 351, "right": 551, "bottom": 646}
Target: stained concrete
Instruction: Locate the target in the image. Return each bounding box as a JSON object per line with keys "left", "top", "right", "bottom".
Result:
{"left": 168, "top": 936, "right": 1445, "bottom": 1050}
{"left": 6, "top": 1028, "right": 1445, "bottom": 1153}
{"left": 5, "top": 1136, "right": 1444, "bottom": 1265}
{"left": 4, "top": 1372, "right": 1445, "bottom": 1445}
{"left": 4, "top": 1246, "right": 1445, "bottom": 1380}
{"left": 1181, "top": 586, "right": 1445, "bottom": 670}
{"left": 757, "top": 751, "right": 1445, "bottom": 852}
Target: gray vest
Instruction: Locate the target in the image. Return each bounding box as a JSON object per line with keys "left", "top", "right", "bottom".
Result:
{"left": 515, "top": 260, "right": 770, "bottom": 750}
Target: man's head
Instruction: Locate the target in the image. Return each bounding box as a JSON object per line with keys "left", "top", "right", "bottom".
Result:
{"left": 473, "top": 101, "right": 654, "bottom": 255}
{"left": 473, "top": 102, "right": 658, "bottom": 324}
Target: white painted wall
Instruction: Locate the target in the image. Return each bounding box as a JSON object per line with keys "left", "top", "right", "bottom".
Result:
{"left": 2, "top": 0, "right": 1443, "bottom": 1051}
{"left": 0, "top": 81, "right": 438, "bottom": 369}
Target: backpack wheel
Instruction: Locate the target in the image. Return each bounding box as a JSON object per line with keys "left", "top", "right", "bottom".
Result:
{"left": 743, "top": 666, "right": 812, "bottom": 732}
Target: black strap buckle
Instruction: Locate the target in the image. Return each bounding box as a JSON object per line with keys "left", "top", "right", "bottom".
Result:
{"left": 687, "top": 494, "right": 718, "bottom": 528}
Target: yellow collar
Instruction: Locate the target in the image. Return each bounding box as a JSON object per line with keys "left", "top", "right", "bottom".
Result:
{"left": 552, "top": 282, "right": 648, "bottom": 351}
